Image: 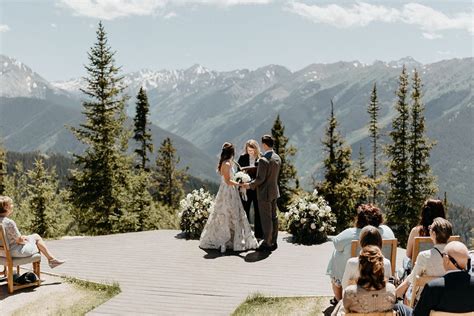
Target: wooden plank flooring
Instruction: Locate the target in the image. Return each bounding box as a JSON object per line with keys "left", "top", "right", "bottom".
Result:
{"left": 40, "top": 230, "right": 404, "bottom": 315}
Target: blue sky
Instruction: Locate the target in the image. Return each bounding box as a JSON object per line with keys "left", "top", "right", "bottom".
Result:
{"left": 0, "top": 0, "right": 472, "bottom": 81}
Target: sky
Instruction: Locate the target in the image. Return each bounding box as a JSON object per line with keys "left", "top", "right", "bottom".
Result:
{"left": 0, "top": 0, "right": 472, "bottom": 81}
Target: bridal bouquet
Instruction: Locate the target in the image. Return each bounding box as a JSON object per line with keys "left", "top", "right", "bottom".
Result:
{"left": 285, "top": 189, "right": 336, "bottom": 245}
{"left": 234, "top": 171, "right": 251, "bottom": 201}
{"left": 178, "top": 188, "right": 214, "bottom": 239}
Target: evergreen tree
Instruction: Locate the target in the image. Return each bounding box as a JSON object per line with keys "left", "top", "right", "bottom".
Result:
{"left": 386, "top": 66, "right": 412, "bottom": 246}
{"left": 154, "top": 137, "right": 188, "bottom": 209}
{"left": 69, "top": 22, "right": 138, "bottom": 234}
{"left": 133, "top": 87, "right": 154, "bottom": 170}
{"left": 409, "top": 69, "right": 436, "bottom": 217}
{"left": 271, "top": 114, "right": 299, "bottom": 212}
{"left": 0, "top": 141, "right": 6, "bottom": 195}
{"left": 357, "top": 145, "right": 368, "bottom": 175}
{"left": 132, "top": 169, "right": 155, "bottom": 231}
{"left": 367, "top": 83, "right": 380, "bottom": 201}
{"left": 318, "top": 100, "right": 354, "bottom": 232}
{"left": 27, "top": 159, "right": 61, "bottom": 237}
{"left": 3, "top": 162, "right": 31, "bottom": 232}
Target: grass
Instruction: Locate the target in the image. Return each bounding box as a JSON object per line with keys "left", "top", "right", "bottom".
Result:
{"left": 232, "top": 293, "right": 333, "bottom": 316}
{"left": 11, "top": 276, "right": 121, "bottom": 316}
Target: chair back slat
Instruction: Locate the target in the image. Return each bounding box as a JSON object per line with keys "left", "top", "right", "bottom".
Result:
{"left": 0, "top": 223, "right": 11, "bottom": 258}
{"left": 429, "top": 311, "right": 474, "bottom": 316}
{"left": 412, "top": 236, "right": 462, "bottom": 266}
{"left": 351, "top": 239, "right": 398, "bottom": 276}
{"left": 346, "top": 312, "right": 396, "bottom": 316}
{"left": 409, "top": 275, "right": 438, "bottom": 307}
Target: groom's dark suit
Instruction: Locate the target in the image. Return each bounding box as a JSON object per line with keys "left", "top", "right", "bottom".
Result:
{"left": 249, "top": 150, "right": 281, "bottom": 249}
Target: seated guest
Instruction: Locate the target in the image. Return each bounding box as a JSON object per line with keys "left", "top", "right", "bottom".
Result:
{"left": 396, "top": 217, "right": 452, "bottom": 300}
{"left": 0, "top": 196, "right": 65, "bottom": 268}
{"left": 326, "top": 204, "right": 395, "bottom": 303}
{"left": 343, "top": 246, "right": 397, "bottom": 313}
{"left": 406, "top": 199, "right": 446, "bottom": 260}
{"left": 341, "top": 225, "right": 392, "bottom": 289}
{"left": 396, "top": 241, "right": 474, "bottom": 316}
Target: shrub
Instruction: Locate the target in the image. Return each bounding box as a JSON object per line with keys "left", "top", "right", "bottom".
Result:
{"left": 286, "top": 190, "right": 336, "bottom": 245}
{"left": 178, "top": 188, "right": 214, "bottom": 239}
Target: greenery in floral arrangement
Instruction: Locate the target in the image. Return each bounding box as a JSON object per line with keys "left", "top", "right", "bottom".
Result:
{"left": 285, "top": 190, "right": 336, "bottom": 245}
{"left": 179, "top": 188, "right": 214, "bottom": 239}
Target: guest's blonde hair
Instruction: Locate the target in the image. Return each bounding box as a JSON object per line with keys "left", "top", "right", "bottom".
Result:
{"left": 244, "top": 139, "right": 261, "bottom": 158}
{"left": 0, "top": 196, "right": 13, "bottom": 214}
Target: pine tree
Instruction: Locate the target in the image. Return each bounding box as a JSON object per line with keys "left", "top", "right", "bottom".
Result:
{"left": 318, "top": 100, "right": 354, "bottom": 232}
{"left": 358, "top": 145, "right": 368, "bottom": 175}
{"left": 367, "top": 83, "right": 380, "bottom": 202}
{"left": 133, "top": 87, "right": 154, "bottom": 170}
{"left": 27, "top": 159, "right": 61, "bottom": 238}
{"left": 132, "top": 169, "right": 155, "bottom": 230}
{"left": 271, "top": 114, "right": 299, "bottom": 212}
{"left": 4, "top": 162, "right": 32, "bottom": 233}
{"left": 154, "top": 137, "right": 188, "bottom": 209}
{"left": 0, "top": 141, "right": 6, "bottom": 195}
{"left": 409, "top": 69, "right": 436, "bottom": 220}
{"left": 69, "top": 22, "right": 138, "bottom": 234}
{"left": 322, "top": 100, "right": 351, "bottom": 187}
{"left": 386, "top": 66, "right": 412, "bottom": 246}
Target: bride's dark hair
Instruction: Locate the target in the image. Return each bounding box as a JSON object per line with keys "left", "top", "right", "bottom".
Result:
{"left": 218, "top": 142, "right": 235, "bottom": 174}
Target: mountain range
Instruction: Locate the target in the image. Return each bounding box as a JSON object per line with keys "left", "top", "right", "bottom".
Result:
{"left": 1, "top": 54, "right": 472, "bottom": 207}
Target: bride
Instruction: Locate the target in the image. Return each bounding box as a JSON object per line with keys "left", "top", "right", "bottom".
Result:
{"left": 199, "top": 142, "right": 258, "bottom": 253}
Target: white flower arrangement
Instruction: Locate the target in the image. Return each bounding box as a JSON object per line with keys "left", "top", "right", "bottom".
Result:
{"left": 286, "top": 189, "right": 336, "bottom": 245}
{"left": 178, "top": 188, "right": 214, "bottom": 239}
{"left": 233, "top": 171, "right": 251, "bottom": 201}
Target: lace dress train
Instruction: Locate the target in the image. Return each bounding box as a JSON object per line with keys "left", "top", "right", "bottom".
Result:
{"left": 199, "top": 176, "right": 258, "bottom": 252}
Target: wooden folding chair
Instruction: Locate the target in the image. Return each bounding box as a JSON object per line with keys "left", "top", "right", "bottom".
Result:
{"left": 0, "top": 224, "right": 41, "bottom": 294}
{"left": 429, "top": 311, "right": 474, "bottom": 316}
{"left": 409, "top": 275, "right": 438, "bottom": 307}
{"left": 351, "top": 239, "right": 398, "bottom": 276}
{"left": 346, "top": 312, "right": 396, "bottom": 316}
{"left": 412, "top": 236, "right": 462, "bottom": 266}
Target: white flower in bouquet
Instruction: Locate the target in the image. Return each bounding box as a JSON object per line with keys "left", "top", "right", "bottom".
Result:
{"left": 300, "top": 218, "right": 306, "bottom": 224}
{"left": 319, "top": 226, "right": 325, "bottom": 232}
{"left": 309, "top": 203, "right": 318, "bottom": 211}
{"left": 310, "top": 223, "right": 316, "bottom": 230}
{"left": 233, "top": 171, "right": 251, "bottom": 201}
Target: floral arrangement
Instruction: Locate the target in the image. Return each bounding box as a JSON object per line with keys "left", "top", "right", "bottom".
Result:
{"left": 178, "top": 188, "right": 214, "bottom": 239}
{"left": 234, "top": 171, "right": 251, "bottom": 201}
{"left": 285, "top": 189, "right": 336, "bottom": 245}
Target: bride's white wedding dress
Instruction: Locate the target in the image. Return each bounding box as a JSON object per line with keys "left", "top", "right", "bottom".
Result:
{"left": 199, "top": 166, "right": 258, "bottom": 252}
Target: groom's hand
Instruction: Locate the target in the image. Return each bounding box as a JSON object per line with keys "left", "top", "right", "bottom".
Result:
{"left": 243, "top": 183, "right": 250, "bottom": 189}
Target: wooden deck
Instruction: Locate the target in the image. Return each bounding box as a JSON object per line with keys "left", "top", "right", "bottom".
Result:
{"left": 39, "top": 230, "right": 404, "bottom": 315}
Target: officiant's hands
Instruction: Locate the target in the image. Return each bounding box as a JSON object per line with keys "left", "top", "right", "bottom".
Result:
{"left": 242, "top": 183, "right": 250, "bottom": 189}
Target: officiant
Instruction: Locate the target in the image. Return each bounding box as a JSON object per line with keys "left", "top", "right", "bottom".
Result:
{"left": 237, "top": 140, "right": 263, "bottom": 240}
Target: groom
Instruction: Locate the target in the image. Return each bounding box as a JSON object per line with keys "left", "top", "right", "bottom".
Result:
{"left": 244, "top": 135, "right": 281, "bottom": 251}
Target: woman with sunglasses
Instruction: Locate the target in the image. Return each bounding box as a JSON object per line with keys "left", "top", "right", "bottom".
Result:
{"left": 395, "top": 217, "right": 453, "bottom": 301}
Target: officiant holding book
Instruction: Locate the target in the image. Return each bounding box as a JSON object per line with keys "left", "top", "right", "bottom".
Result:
{"left": 237, "top": 140, "right": 263, "bottom": 240}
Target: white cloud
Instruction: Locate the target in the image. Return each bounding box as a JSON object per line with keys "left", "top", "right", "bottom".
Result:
{"left": 422, "top": 32, "right": 442, "bottom": 40}
{"left": 286, "top": 2, "right": 473, "bottom": 39}
{"left": 58, "top": 0, "right": 167, "bottom": 20}
{"left": 164, "top": 11, "right": 177, "bottom": 19}
{"left": 57, "top": 0, "right": 273, "bottom": 20}
{"left": 0, "top": 24, "right": 10, "bottom": 32}
{"left": 286, "top": 2, "right": 398, "bottom": 28}
{"left": 51, "top": 23, "right": 58, "bottom": 28}
{"left": 402, "top": 3, "right": 473, "bottom": 36}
